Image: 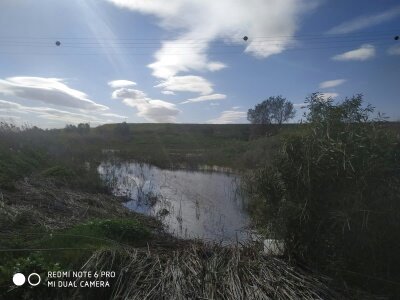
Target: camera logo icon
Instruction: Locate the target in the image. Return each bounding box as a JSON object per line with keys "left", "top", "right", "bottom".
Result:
{"left": 12, "top": 273, "right": 25, "bottom": 286}
{"left": 12, "top": 273, "right": 41, "bottom": 286}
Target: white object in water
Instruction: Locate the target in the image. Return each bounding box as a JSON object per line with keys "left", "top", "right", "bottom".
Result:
{"left": 263, "top": 239, "right": 284, "bottom": 255}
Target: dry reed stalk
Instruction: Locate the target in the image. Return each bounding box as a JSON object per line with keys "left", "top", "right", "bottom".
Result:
{"left": 78, "top": 244, "right": 341, "bottom": 300}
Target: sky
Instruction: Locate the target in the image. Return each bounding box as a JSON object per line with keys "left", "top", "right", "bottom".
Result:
{"left": 0, "top": 0, "right": 399, "bottom": 128}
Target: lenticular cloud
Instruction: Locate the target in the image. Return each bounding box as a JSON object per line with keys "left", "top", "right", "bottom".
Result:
{"left": 0, "top": 77, "right": 108, "bottom": 111}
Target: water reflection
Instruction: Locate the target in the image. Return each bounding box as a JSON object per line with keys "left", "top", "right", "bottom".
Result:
{"left": 98, "top": 162, "right": 250, "bottom": 243}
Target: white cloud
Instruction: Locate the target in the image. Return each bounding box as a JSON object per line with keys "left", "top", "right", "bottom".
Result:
{"left": 327, "top": 6, "right": 400, "bottom": 34}
{"left": 161, "top": 90, "right": 175, "bottom": 95}
{"left": 0, "top": 114, "right": 21, "bottom": 120}
{"left": 0, "top": 99, "right": 20, "bottom": 110}
{"left": 181, "top": 93, "right": 226, "bottom": 104}
{"left": 321, "top": 92, "right": 339, "bottom": 100}
{"left": 0, "top": 99, "right": 106, "bottom": 124}
{"left": 147, "top": 38, "right": 227, "bottom": 79}
{"left": 0, "top": 77, "right": 108, "bottom": 111}
{"left": 101, "top": 113, "right": 128, "bottom": 119}
{"left": 155, "top": 75, "right": 213, "bottom": 95}
{"left": 232, "top": 106, "right": 241, "bottom": 110}
{"left": 112, "top": 88, "right": 180, "bottom": 122}
{"left": 319, "top": 79, "right": 346, "bottom": 89}
{"left": 107, "top": 0, "right": 318, "bottom": 79}
{"left": 388, "top": 44, "right": 400, "bottom": 55}
{"left": 208, "top": 110, "right": 247, "bottom": 124}
{"left": 208, "top": 62, "right": 227, "bottom": 71}
{"left": 332, "top": 44, "right": 375, "bottom": 61}
{"left": 108, "top": 80, "right": 137, "bottom": 88}
{"left": 210, "top": 103, "right": 220, "bottom": 106}
{"left": 112, "top": 88, "right": 147, "bottom": 100}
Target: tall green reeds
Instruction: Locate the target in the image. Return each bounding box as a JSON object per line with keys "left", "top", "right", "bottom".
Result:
{"left": 246, "top": 93, "right": 400, "bottom": 297}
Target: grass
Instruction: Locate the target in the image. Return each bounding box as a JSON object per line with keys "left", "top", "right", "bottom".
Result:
{"left": 94, "top": 123, "right": 287, "bottom": 169}
{"left": 40, "top": 165, "right": 75, "bottom": 178}
{"left": 0, "top": 123, "right": 290, "bottom": 190}
{"left": 0, "top": 218, "right": 156, "bottom": 300}
{"left": 0, "top": 123, "right": 293, "bottom": 193}
{"left": 40, "top": 218, "right": 152, "bottom": 252}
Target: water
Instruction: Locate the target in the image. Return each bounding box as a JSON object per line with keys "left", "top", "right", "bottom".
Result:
{"left": 98, "top": 162, "right": 250, "bottom": 243}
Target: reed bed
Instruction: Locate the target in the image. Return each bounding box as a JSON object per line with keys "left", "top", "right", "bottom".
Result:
{"left": 78, "top": 244, "right": 341, "bottom": 300}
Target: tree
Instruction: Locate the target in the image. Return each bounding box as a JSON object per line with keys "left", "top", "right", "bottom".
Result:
{"left": 64, "top": 123, "right": 90, "bottom": 134}
{"left": 77, "top": 123, "right": 90, "bottom": 134}
{"left": 247, "top": 96, "right": 296, "bottom": 125}
{"left": 114, "top": 122, "right": 130, "bottom": 136}
{"left": 64, "top": 124, "right": 77, "bottom": 132}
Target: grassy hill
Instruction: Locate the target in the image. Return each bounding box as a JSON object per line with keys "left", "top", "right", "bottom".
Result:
{"left": 93, "top": 123, "right": 308, "bottom": 169}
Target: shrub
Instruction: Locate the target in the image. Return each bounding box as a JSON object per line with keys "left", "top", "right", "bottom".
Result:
{"left": 246, "top": 93, "right": 400, "bottom": 297}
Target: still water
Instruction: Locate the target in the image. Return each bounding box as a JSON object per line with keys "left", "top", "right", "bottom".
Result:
{"left": 98, "top": 162, "right": 250, "bottom": 243}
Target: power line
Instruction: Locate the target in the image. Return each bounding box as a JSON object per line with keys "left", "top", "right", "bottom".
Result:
{"left": 0, "top": 29, "right": 396, "bottom": 57}
{"left": 0, "top": 41, "right": 394, "bottom": 56}
{"left": 0, "top": 28, "right": 397, "bottom": 41}
{"left": 0, "top": 31, "right": 395, "bottom": 57}
{"left": 0, "top": 34, "right": 396, "bottom": 46}
{"left": 0, "top": 36, "right": 392, "bottom": 49}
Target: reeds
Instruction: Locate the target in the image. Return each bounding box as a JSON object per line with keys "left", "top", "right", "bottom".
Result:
{"left": 78, "top": 244, "right": 340, "bottom": 300}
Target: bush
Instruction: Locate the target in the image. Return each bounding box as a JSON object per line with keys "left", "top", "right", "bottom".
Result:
{"left": 0, "top": 253, "right": 62, "bottom": 300}
{"left": 246, "top": 93, "right": 400, "bottom": 297}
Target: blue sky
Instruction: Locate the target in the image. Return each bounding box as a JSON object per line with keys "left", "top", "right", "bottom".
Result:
{"left": 0, "top": 0, "right": 399, "bottom": 127}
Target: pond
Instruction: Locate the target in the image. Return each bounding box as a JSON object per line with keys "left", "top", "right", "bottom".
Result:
{"left": 98, "top": 162, "right": 251, "bottom": 244}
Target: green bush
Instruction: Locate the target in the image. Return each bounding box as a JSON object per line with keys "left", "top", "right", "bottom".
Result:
{"left": 246, "top": 93, "right": 400, "bottom": 297}
{"left": 0, "top": 253, "right": 63, "bottom": 298}
{"left": 0, "top": 146, "right": 44, "bottom": 190}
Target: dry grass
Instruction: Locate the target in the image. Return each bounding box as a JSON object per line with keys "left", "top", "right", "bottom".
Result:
{"left": 78, "top": 244, "right": 342, "bottom": 300}
{"left": 0, "top": 176, "right": 160, "bottom": 232}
